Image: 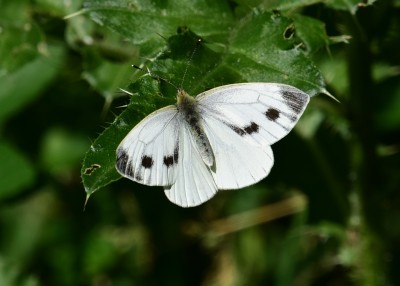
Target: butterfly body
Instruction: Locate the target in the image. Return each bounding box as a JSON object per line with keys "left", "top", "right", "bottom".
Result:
{"left": 116, "top": 83, "right": 309, "bottom": 207}
{"left": 177, "top": 90, "right": 215, "bottom": 167}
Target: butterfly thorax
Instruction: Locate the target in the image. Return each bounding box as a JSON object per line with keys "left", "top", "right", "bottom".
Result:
{"left": 176, "top": 89, "right": 214, "bottom": 167}
{"left": 176, "top": 89, "right": 195, "bottom": 106}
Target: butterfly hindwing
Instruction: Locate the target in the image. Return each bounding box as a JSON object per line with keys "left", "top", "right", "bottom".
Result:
{"left": 201, "top": 114, "right": 274, "bottom": 189}
{"left": 116, "top": 106, "right": 180, "bottom": 186}
{"left": 164, "top": 121, "right": 218, "bottom": 207}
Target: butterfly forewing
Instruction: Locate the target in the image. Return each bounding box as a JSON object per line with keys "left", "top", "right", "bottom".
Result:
{"left": 197, "top": 83, "right": 309, "bottom": 146}
{"left": 116, "top": 106, "right": 180, "bottom": 186}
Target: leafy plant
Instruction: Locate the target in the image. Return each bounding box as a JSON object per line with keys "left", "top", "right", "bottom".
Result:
{"left": 1, "top": 0, "right": 400, "bottom": 285}
{"left": 80, "top": 1, "right": 330, "bottom": 198}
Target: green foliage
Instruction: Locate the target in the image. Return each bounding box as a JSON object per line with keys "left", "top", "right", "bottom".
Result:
{"left": 1, "top": 0, "right": 400, "bottom": 285}
{"left": 82, "top": 9, "right": 327, "bottom": 196}
{"left": 0, "top": 143, "right": 35, "bottom": 200}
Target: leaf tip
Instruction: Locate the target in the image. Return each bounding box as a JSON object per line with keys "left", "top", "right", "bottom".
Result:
{"left": 83, "top": 193, "right": 91, "bottom": 212}
{"left": 322, "top": 89, "right": 340, "bottom": 103}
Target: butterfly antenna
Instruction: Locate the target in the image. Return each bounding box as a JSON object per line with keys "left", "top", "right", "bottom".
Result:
{"left": 132, "top": 64, "right": 179, "bottom": 90}
{"left": 179, "top": 38, "right": 202, "bottom": 90}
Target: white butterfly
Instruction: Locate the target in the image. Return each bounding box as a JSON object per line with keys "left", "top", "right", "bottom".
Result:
{"left": 116, "top": 83, "right": 309, "bottom": 207}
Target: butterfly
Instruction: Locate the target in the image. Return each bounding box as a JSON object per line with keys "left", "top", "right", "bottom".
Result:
{"left": 116, "top": 83, "right": 309, "bottom": 207}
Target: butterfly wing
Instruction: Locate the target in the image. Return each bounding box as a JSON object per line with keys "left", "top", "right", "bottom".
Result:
{"left": 164, "top": 121, "right": 218, "bottom": 207}
{"left": 116, "top": 106, "right": 181, "bottom": 186}
{"left": 197, "top": 83, "right": 309, "bottom": 189}
{"left": 116, "top": 105, "right": 217, "bottom": 207}
{"left": 201, "top": 115, "right": 274, "bottom": 189}
{"left": 197, "top": 83, "right": 310, "bottom": 146}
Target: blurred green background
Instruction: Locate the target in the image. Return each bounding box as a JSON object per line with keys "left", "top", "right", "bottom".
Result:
{"left": 1, "top": 0, "right": 400, "bottom": 285}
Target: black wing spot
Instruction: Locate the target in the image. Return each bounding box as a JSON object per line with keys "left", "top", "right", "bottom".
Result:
{"left": 163, "top": 155, "right": 174, "bottom": 167}
{"left": 244, "top": 122, "right": 259, "bottom": 134}
{"left": 141, "top": 155, "right": 153, "bottom": 169}
{"left": 164, "top": 145, "right": 179, "bottom": 168}
{"left": 230, "top": 125, "right": 246, "bottom": 136}
{"left": 265, "top": 108, "right": 280, "bottom": 121}
{"left": 135, "top": 174, "right": 142, "bottom": 181}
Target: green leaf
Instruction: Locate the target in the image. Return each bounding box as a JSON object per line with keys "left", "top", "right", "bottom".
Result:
{"left": 263, "top": 0, "right": 323, "bottom": 11}
{"left": 0, "top": 20, "right": 42, "bottom": 75}
{"left": 35, "top": 0, "right": 83, "bottom": 17}
{"left": 0, "top": 0, "right": 32, "bottom": 23}
{"left": 40, "top": 128, "right": 90, "bottom": 178}
{"left": 82, "top": 10, "right": 327, "bottom": 196}
{"left": 81, "top": 77, "right": 164, "bottom": 194}
{"left": 293, "top": 15, "right": 330, "bottom": 54}
{"left": 0, "top": 259, "right": 40, "bottom": 286}
{"left": 82, "top": 0, "right": 234, "bottom": 56}
{"left": 0, "top": 44, "right": 66, "bottom": 124}
{"left": 82, "top": 53, "right": 135, "bottom": 101}
{"left": 227, "top": 12, "right": 326, "bottom": 96}
{"left": 0, "top": 142, "right": 35, "bottom": 200}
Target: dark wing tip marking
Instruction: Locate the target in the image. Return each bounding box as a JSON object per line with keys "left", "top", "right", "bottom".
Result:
{"left": 265, "top": 108, "right": 280, "bottom": 121}
{"left": 116, "top": 149, "right": 129, "bottom": 171}
{"left": 141, "top": 155, "right": 154, "bottom": 169}
{"left": 116, "top": 149, "right": 134, "bottom": 177}
{"left": 281, "top": 89, "right": 309, "bottom": 112}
